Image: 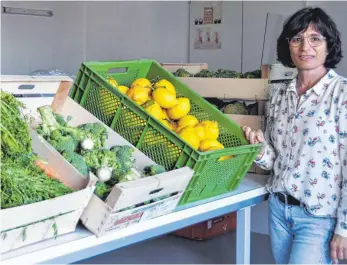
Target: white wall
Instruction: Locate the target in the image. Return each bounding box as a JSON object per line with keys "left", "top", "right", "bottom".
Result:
{"left": 242, "top": 1, "right": 306, "bottom": 72}
{"left": 85, "top": 1, "right": 189, "bottom": 63}
{"left": 2, "top": 1, "right": 346, "bottom": 77}
{"left": 306, "top": 1, "right": 347, "bottom": 76}
{"left": 1, "top": 1, "right": 190, "bottom": 75}
{"left": 1, "top": 1, "right": 85, "bottom": 75}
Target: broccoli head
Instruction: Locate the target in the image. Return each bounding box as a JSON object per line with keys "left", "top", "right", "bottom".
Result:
{"left": 82, "top": 149, "right": 118, "bottom": 171}
{"left": 144, "top": 164, "right": 167, "bottom": 176}
{"left": 214, "top": 69, "right": 238, "bottom": 78}
{"left": 62, "top": 151, "right": 88, "bottom": 176}
{"left": 110, "top": 145, "right": 135, "bottom": 179}
{"left": 37, "top": 106, "right": 108, "bottom": 151}
{"left": 194, "top": 69, "right": 214, "bottom": 78}
{"left": 94, "top": 182, "right": 112, "bottom": 201}
{"left": 48, "top": 130, "right": 77, "bottom": 153}
{"left": 223, "top": 102, "right": 248, "bottom": 115}
{"left": 77, "top": 122, "right": 108, "bottom": 149}
{"left": 173, "top": 68, "right": 192, "bottom": 77}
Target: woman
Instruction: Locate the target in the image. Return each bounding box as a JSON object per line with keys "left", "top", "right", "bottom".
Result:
{"left": 243, "top": 7, "right": 346, "bottom": 264}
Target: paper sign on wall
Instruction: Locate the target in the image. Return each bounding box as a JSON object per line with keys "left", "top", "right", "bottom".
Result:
{"left": 193, "top": 1, "right": 222, "bottom": 50}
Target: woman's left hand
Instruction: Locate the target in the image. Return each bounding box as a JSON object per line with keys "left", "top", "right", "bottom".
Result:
{"left": 330, "top": 234, "right": 347, "bottom": 263}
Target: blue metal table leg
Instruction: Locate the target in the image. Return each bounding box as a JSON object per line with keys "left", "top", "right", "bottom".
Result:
{"left": 236, "top": 206, "right": 251, "bottom": 264}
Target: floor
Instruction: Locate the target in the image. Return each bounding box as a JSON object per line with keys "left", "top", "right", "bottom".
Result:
{"left": 76, "top": 232, "right": 275, "bottom": 264}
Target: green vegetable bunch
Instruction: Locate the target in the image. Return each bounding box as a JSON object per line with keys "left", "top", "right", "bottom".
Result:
{"left": 223, "top": 102, "right": 249, "bottom": 115}
{"left": 1, "top": 155, "right": 74, "bottom": 209}
{"left": 36, "top": 105, "right": 109, "bottom": 175}
{"left": 0, "top": 91, "right": 32, "bottom": 157}
{"left": 172, "top": 68, "right": 261, "bottom": 79}
{"left": 172, "top": 68, "right": 193, "bottom": 77}
{"left": 0, "top": 91, "right": 74, "bottom": 209}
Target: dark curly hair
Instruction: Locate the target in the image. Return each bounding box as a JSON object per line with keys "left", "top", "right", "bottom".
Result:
{"left": 277, "top": 7, "right": 343, "bottom": 69}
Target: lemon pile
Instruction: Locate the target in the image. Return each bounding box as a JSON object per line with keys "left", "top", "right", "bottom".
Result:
{"left": 106, "top": 77, "right": 225, "bottom": 152}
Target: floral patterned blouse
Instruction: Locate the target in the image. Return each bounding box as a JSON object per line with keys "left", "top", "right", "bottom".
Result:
{"left": 255, "top": 69, "right": 347, "bottom": 236}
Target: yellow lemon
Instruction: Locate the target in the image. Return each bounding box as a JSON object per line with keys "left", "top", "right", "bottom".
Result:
{"left": 152, "top": 87, "right": 178, "bottom": 109}
{"left": 131, "top": 78, "right": 151, "bottom": 88}
{"left": 144, "top": 100, "right": 164, "bottom": 120}
{"left": 162, "top": 109, "right": 169, "bottom": 120}
{"left": 194, "top": 124, "right": 207, "bottom": 141}
{"left": 167, "top": 98, "right": 191, "bottom": 120}
{"left": 218, "top": 155, "right": 234, "bottom": 161}
{"left": 178, "top": 126, "right": 200, "bottom": 150}
{"left": 178, "top": 115, "right": 199, "bottom": 128}
{"left": 117, "top": 85, "right": 129, "bottom": 94}
{"left": 154, "top": 79, "right": 176, "bottom": 96}
{"left": 199, "top": 139, "right": 224, "bottom": 152}
{"left": 131, "top": 78, "right": 152, "bottom": 95}
{"left": 199, "top": 120, "right": 219, "bottom": 140}
{"left": 160, "top": 119, "right": 176, "bottom": 130}
{"left": 127, "top": 86, "right": 149, "bottom": 105}
{"left": 107, "top": 77, "right": 118, "bottom": 87}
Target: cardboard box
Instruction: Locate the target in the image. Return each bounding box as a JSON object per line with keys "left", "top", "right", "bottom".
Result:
{"left": 267, "top": 64, "right": 297, "bottom": 81}
{"left": 160, "top": 63, "right": 208, "bottom": 75}
{"left": 173, "top": 213, "right": 236, "bottom": 241}
{"left": 0, "top": 129, "right": 97, "bottom": 253}
{"left": 0, "top": 76, "right": 96, "bottom": 253}
{"left": 55, "top": 98, "right": 194, "bottom": 237}
{"left": 162, "top": 63, "right": 269, "bottom": 100}
{"left": 0, "top": 75, "right": 72, "bottom": 115}
{"left": 226, "top": 114, "right": 264, "bottom": 131}
{"left": 176, "top": 77, "right": 269, "bottom": 100}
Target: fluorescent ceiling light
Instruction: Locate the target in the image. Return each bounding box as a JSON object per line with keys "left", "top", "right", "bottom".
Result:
{"left": 2, "top": 6, "right": 53, "bottom": 17}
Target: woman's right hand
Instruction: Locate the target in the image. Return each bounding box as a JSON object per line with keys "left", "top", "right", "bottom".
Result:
{"left": 242, "top": 126, "right": 265, "bottom": 160}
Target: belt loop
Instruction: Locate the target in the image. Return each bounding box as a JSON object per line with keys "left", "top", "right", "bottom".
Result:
{"left": 279, "top": 192, "right": 288, "bottom": 205}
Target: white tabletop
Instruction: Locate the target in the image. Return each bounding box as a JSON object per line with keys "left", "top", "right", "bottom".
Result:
{"left": 1, "top": 173, "right": 269, "bottom": 264}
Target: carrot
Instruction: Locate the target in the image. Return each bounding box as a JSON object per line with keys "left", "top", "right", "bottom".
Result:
{"left": 35, "top": 160, "right": 61, "bottom": 180}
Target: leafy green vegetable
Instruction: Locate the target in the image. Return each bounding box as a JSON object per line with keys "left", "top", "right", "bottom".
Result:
{"left": 1, "top": 154, "right": 74, "bottom": 209}
{"left": 223, "top": 102, "right": 248, "bottom": 115}
{"left": 94, "top": 182, "right": 112, "bottom": 201}
{"left": 0, "top": 91, "right": 32, "bottom": 157}
{"left": 37, "top": 105, "right": 108, "bottom": 151}
{"left": 118, "top": 168, "right": 142, "bottom": 183}
{"left": 144, "top": 165, "right": 167, "bottom": 176}
{"left": 0, "top": 91, "right": 74, "bottom": 209}
{"left": 194, "top": 69, "right": 214, "bottom": 78}
{"left": 110, "top": 145, "right": 135, "bottom": 180}
{"left": 62, "top": 151, "right": 89, "bottom": 176}
{"left": 82, "top": 149, "right": 118, "bottom": 172}
{"left": 172, "top": 68, "right": 192, "bottom": 77}
{"left": 172, "top": 68, "right": 261, "bottom": 79}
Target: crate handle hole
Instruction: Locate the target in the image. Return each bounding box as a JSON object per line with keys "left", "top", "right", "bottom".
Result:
{"left": 108, "top": 68, "right": 128, "bottom": 74}
{"left": 149, "top": 188, "right": 163, "bottom": 195}
{"left": 18, "top": 84, "right": 35, "bottom": 90}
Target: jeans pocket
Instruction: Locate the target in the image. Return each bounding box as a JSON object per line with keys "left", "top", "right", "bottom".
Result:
{"left": 303, "top": 206, "right": 333, "bottom": 220}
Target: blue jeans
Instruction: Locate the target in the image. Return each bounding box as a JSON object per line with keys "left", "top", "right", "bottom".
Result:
{"left": 269, "top": 193, "right": 336, "bottom": 264}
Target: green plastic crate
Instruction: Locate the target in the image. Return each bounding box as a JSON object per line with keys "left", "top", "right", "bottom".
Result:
{"left": 70, "top": 59, "right": 262, "bottom": 205}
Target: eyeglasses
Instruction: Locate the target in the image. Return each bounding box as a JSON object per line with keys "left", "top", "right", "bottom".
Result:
{"left": 287, "top": 35, "right": 326, "bottom": 47}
